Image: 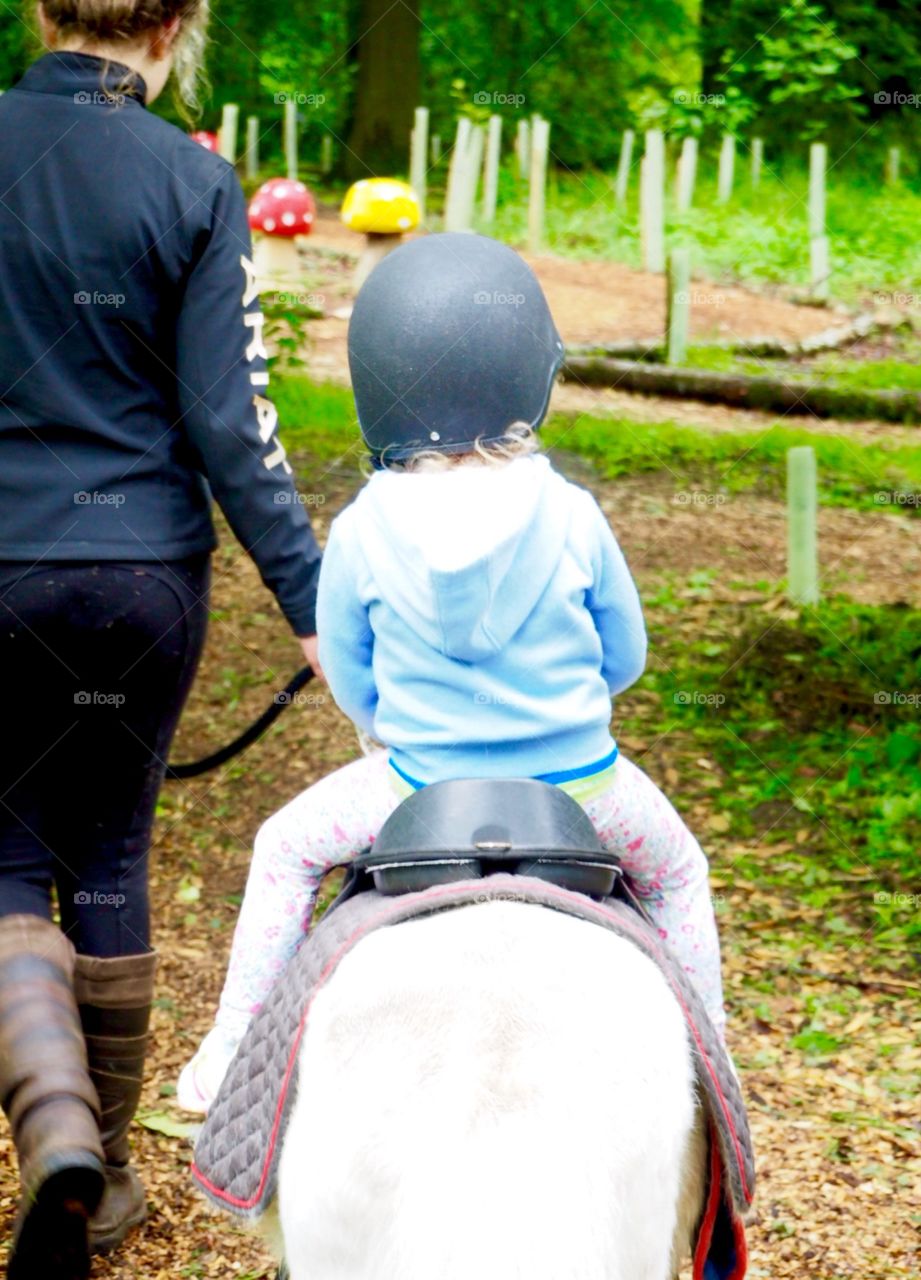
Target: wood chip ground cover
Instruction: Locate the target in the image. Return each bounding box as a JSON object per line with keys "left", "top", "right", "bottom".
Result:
{"left": 0, "top": 449, "right": 917, "bottom": 1279}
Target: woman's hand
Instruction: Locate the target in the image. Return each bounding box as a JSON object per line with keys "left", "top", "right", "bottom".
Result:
{"left": 298, "top": 634, "right": 325, "bottom": 681}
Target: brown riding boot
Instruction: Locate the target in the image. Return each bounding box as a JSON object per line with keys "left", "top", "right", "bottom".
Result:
{"left": 0, "top": 914, "right": 105, "bottom": 1280}
{"left": 73, "top": 950, "right": 158, "bottom": 1254}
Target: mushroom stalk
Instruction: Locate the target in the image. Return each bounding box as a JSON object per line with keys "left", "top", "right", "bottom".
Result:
{"left": 355, "top": 233, "right": 405, "bottom": 291}
{"left": 252, "top": 234, "right": 301, "bottom": 289}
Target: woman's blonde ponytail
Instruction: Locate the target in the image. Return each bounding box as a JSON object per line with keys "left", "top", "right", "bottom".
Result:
{"left": 40, "top": 0, "right": 210, "bottom": 109}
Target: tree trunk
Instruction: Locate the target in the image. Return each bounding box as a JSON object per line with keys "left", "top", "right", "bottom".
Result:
{"left": 566, "top": 311, "right": 911, "bottom": 363}
{"left": 207, "top": 0, "right": 264, "bottom": 119}
{"left": 698, "top": 0, "right": 723, "bottom": 98}
{"left": 344, "top": 0, "right": 421, "bottom": 179}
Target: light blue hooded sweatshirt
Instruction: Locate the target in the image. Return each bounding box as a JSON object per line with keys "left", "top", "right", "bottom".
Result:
{"left": 316, "top": 454, "right": 647, "bottom": 786}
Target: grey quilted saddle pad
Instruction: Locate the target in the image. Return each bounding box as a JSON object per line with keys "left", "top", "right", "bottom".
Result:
{"left": 193, "top": 874, "right": 754, "bottom": 1221}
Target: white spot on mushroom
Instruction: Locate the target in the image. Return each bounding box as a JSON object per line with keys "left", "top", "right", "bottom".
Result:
{"left": 397, "top": 216, "right": 411, "bottom": 230}
{"left": 281, "top": 211, "right": 297, "bottom": 226}
{"left": 264, "top": 216, "right": 276, "bottom": 231}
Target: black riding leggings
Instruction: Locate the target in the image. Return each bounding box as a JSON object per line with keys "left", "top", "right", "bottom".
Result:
{"left": 0, "top": 558, "right": 209, "bottom": 957}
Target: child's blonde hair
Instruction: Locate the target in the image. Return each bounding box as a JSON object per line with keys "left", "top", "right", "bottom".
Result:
{"left": 39, "top": 0, "right": 210, "bottom": 110}
{"left": 382, "top": 423, "right": 541, "bottom": 474}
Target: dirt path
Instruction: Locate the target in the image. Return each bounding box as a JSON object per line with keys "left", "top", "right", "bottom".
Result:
{"left": 300, "top": 212, "right": 919, "bottom": 446}
{"left": 580, "top": 467, "right": 921, "bottom": 606}
{"left": 306, "top": 207, "right": 854, "bottom": 346}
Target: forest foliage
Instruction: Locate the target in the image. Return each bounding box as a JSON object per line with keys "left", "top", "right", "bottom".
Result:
{"left": 2, "top": 1, "right": 920, "bottom": 172}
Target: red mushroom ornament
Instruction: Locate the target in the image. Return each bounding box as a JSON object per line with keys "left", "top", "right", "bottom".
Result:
{"left": 189, "top": 130, "right": 219, "bottom": 152}
{"left": 247, "top": 179, "right": 316, "bottom": 284}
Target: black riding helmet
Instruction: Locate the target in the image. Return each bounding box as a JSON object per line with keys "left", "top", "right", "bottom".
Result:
{"left": 348, "top": 232, "right": 565, "bottom": 464}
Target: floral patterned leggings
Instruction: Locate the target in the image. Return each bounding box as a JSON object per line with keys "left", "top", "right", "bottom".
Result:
{"left": 212, "top": 750, "right": 726, "bottom": 1043}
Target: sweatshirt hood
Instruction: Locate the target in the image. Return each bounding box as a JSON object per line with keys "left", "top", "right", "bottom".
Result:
{"left": 351, "top": 456, "right": 572, "bottom": 662}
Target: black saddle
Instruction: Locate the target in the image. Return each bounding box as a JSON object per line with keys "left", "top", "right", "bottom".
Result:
{"left": 353, "top": 778, "right": 626, "bottom": 900}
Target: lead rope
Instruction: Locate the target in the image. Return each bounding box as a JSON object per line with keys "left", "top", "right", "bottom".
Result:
{"left": 165, "top": 667, "right": 315, "bottom": 780}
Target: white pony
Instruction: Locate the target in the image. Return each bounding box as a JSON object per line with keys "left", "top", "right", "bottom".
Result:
{"left": 273, "top": 897, "right": 707, "bottom": 1280}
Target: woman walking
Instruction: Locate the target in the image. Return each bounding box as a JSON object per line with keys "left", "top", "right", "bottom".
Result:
{"left": 0, "top": 3, "right": 321, "bottom": 1276}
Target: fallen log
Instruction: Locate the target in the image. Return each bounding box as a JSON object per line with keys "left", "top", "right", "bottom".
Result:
{"left": 560, "top": 355, "right": 921, "bottom": 423}
{"left": 566, "top": 310, "right": 913, "bottom": 363}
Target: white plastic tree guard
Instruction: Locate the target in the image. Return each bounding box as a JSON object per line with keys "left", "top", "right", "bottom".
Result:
{"left": 284, "top": 99, "right": 298, "bottom": 180}
{"left": 676, "top": 136, "right": 697, "bottom": 214}
{"left": 409, "top": 106, "right": 429, "bottom": 222}
{"left": 808, "top": 142, "right": 826, "bottom": 239}
{"left": 640, "top": 130, "right": 665, "bottom": 273}
{"left": 244, "top": 115, "right": 259, "bottom": 180}
{"left": 666, "top": 248, "right": 691, "bottom": 364}
{"left": 516, "top": 118, "right": 530, "bottom": 180}
{"left": 885, "top": 146, "right": 901, "bottom": 185}
{"left": 218, "top": 103, "right": 239, "bottom": 164}
{"left": 808, "top": 142, "right": 828, "bottom": 299}
{"left": 613, "top": 128, "right": 634, "bottom": 207}
{"left": 321, "top": 134, "right": 333, "bottom": 176}
{"left": 528, "top": 116, "right": 550, "bottom": 252}
{"left": 717, "top": 133, "right": 735, "bottom": 204}
{"left": 751, "top": 138, "right": 763, "bottom": 189}
{"left": 482, "top": 114, "right": 503, "bottom": 224}
{"left": 787, "top": 446, "right": 819, "bottom": 605}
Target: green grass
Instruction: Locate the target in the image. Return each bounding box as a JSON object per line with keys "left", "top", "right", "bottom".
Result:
{"left": 808, "top": 354, "right": 921, "bottom": 393}
{"left": 276, "top": 374, "right": 921, "bottom": 513}
{"left": 621, "top": 587, "right": 921, "bottom": 950}
{"left": 683, "top": 342, "right": 921, "bottom": 394}
{"left": 274, "top": 377, "right": 360, "bottom": 460}
{"left": 474, "top": 163, "right": 921, "bottom": 306}
{"left": 546, "top": 412, "right": 921, "bottom": 511}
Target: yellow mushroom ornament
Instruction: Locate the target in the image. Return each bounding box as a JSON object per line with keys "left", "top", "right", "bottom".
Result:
{"left": 341, "top": 178, "right": 421, "bottom": 290}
